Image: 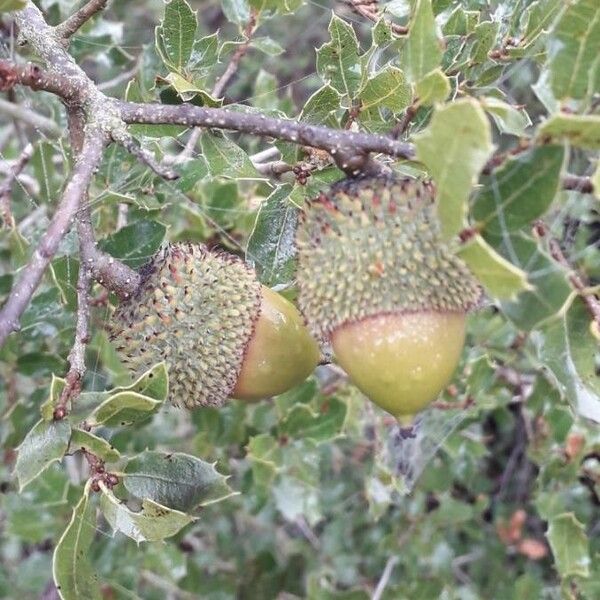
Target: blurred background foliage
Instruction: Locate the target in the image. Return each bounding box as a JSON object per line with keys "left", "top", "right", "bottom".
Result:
{"left": 0, "top": 0, "right": 599, "bottom": 598}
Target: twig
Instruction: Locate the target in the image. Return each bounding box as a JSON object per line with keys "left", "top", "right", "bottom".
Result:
{"left": 254, "top": 159, "right": 293, "bottom": 176}
{"left": 97, "top": 57, "right": 141, "bottom": 91}
{"left": 548, "top": 236, "right": 600, "bottom": 329}
{"left": 0, "top": 142, "right": 33, "bottom": 228}
{"left": 343, "top": 0, "right": 408, "bottom": 35}
{"left": 77, "top": 216, "right": 140, "bottom": 299}
{"left": 212, "top": 10, "right": 258, "bottom": 99}
{"left": 371, "top": 556, "right": 400, "bottom": 600}
{"left": 54, "top": 258, "right": 91, "bottom": 419}
{"left": 0, "top": 60, "right": 80, "bottom": 101}
{"left": 250, "top": 146, "right": 280, "bottom": 163}
{"left": 0, "top": 97, "right": 62, "bottom": 137}
{"left": 0, "top": 132, "right": 107, "bottom": 346}
{"left": 119, "top": 102, "right": 416, "bottom": 165}
{"left": 561, "top": 174, "right": 594, "bottom": 194}
{"left": 112, "top": 130, "right": 179, "bottom": 180}
{"left": 389, "top": 101, "right": 418, "bottom": 139}
{"left": 55, "top": 0, "right": 109, "bottom": 42}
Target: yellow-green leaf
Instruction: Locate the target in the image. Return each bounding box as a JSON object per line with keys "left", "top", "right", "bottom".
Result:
{"left": 414, "top": 99, "right": 494, "bottom": 239}
{"left": 456, "top": 234, "right": 531, "bottom": 300}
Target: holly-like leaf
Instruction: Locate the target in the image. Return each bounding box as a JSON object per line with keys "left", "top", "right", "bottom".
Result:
{"left": 279, "top": 397, "right": 347, "bottom": 442}
{"left": 246, "top": 434, "right": 282, "bottom": 490}
{"left": 246, "top": 184, "right": 299, "bottom": 287}
{"left": 472, "top": 145, "right": 564, "bottom": 234}
{"left": 69, "top": 430, "right": 121, "bottom": 464}
{"left": 156, "top": 0, "right": 197, "bottom": 72}
{"left": 538, "top": 114, "right": 600, "bottom": 149}
{"left": 15, "top": 419, "right": 71, "bottom": 491}
{"left": 221, "top": 0, "right": 251, "bottom": 25}
{"left": 414, "top": 99, "right": 494, "bottom": 239}
{"left": 112, "top": 362, "right": 169, "bottom": 401}
{"left": 201, "top": 132, "right": 261, "bottom": 179}
{"left": 100, "top": 487, "right": 194, "bottom": 543}
{"left": 519, "top": 0, "right": 562, "bottom": 49}
{"left": 52, "top": 485, "right": 101, "bottom": 600}
{"left": 123, "top": 450, "right": 236, "bottom": 512}
{"left": 547, "top": 0, "right": 600, "bottom": 100}
{"left": 497, "top": 233, "right": 572, "bottom": 330}
{"left": 415, "top": 68, "right": 450, "bottom": 105}
{"left": 86, "top": 362, "right": 168, "bottom": 426}
{"left": 163, "top": 72, "right": 219, "bottom": 104}
{"left": 88, "top": 392, "right": 163, "bottom": 427}
{"left": 98, "top": 220, "right": 166, "bottom": 269}
{"left": 251, "top": 36, "right": 285, "bottom": 56}
{"left": 535, "top": 296, "right": 600, "bottom": 423}
{"left": 546, "top": 512, "right": 591, "bottom": 579}
{"left": 401, "top": 0, "right": 442, "bottom": 82}
{"left": 359, "top": 66, "right": 411, "bottom": 112}
{"left": 482, "top": 97, "right": 532, "bottom": 137}
{"left": 457, "top": 234, "right": 531, "bottom": 300}
{"left": 300, "top": 85, "right": 342, "bottom": 126}
{"left": 316, "top": 14, "right": 361, "bottom": 99}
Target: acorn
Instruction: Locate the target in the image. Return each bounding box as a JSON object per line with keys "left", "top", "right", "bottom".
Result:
{"left": 296, "top": 176, "right": 481, "bottom": 425}
{"left": 109, "top": 243, "right": 320, "bottom": 408}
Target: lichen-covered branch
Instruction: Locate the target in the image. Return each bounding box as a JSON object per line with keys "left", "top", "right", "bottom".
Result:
{"left": 54, "top": 258, "right": 92, "bottom": 419}
{"left": 0, "top": 132, "right": 107, "bottom": 346}
{"left": 119, "top": 102, "right": 416, "bottom": 165}
{"left": 55, "top": 0, "right": 109, "bottom": 42}
{"left": 77, "top": 216, "right": 140, "bottom": 299}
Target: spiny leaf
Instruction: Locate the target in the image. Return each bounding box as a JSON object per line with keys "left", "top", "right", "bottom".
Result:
{"left": 201, "top": 132, "right": 261, "bottom": 179}
{"left": 547, "top": 0, "right": 600, "bottom": 100}
{"left": 401, "top": 0, "right": 442, "bottom": 82}
{"left": 414, "top": 99, "right": 494, "bottom": 239}
{"left": 69, "top": 430, "right": 121, "bottom": 464}
{"left": 123, "top": 450, "right": 236, "bottom": 512}
{"left": 316, "top": 14, "right": 361, "bottom": 99}
{"left": 15, "top": 419, "right": 71, "bottom": 491}
{"left": 100, "top": 486, "right": 194, "bottom": 544}
{"left": 535, "top": 296, "right": 600, "bottom": 423}
{"left": 546, "top": 512, "right": 591, "bottom": 579}
{"left": 52, "top": 484, "right": 101, "bottom": 600}
{"left": 246, "top": 184, "right": 299, "bottom": 287}
{"left": 279, "top": 397, "right": 347, "bottom": 442}
{"left": 472, "top": 145, "right": 564, "bottom": 234}
{"left": 456, "top": 234, "right": 531, "bottom": 300}
{"left": 156, "top": 0, "right": 197, "bottom": 72}
{"left": 538, "top": 114, "right": 600, "bottom": 149}
{"left": 415, "top": 68, "right": 450, "bottom": 105}
{"left": 359, "top": 66, "right": 411, "bottom": 112}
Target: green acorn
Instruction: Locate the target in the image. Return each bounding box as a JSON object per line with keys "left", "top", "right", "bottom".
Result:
{"left": 110, "top": 243, "right": 319, "bottom": 409}
{"left": 296, "top": 176, "right": 481, "bottom": 424}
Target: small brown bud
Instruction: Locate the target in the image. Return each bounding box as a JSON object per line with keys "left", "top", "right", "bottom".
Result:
{"left": 53, "top": 406, "right": 67, "bottom": 420}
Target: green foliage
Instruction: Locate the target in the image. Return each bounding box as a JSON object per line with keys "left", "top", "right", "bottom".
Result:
{"left": 1, "top": 0, "right": 600, "bottom": 598}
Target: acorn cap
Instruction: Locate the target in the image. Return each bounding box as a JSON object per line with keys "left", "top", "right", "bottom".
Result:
{"left": 295, "top": 176, "right": 482, "bottom": 342}
{"left": 109, "top": 243, "right": 262, "bottom": 409}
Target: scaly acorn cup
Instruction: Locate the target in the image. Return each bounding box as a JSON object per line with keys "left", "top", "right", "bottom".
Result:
{"left": 296, "top": 176, "right": 482, "bottom": 425}
{"left": 109, "top": 243, "right": 320, "bottom": 408}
